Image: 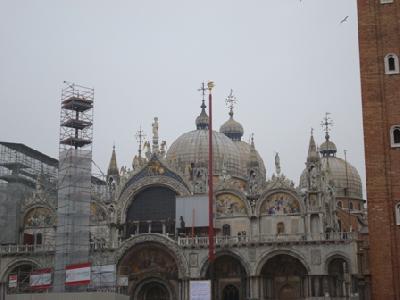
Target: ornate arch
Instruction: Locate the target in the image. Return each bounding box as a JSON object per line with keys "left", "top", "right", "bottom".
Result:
{"left": 114, "top": 233, "right": 189, "bottom": 278}
{"left": 22, "top": 206, "right": 55, "bottom": 228}
{"left": 215, "top": 190, "right": 250, "bottom": 217}
{"left": 0, "top": 258, "right": 41, "bottom": 282}
{"left": 324, "top": 251, "right": 352, "bottom": 274}
{"left": 255, "top": 249, "right": 310, "bottom": 276}
{"left": 257, "top": 189, "right": 304, "bottom": 216}
{"left": 199, "top": 250, "right": 251, "bottom": 278}
{"left": 117, "top": 176, "right": 191, "bottom": 224}
{"left": 132, "top": 276, "right": 177, "bottom": 300}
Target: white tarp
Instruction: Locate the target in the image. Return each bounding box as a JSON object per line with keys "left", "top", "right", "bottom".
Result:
{"left": 190, "top": 280, "right": 211, "bottom": 300}
{"left": 91, "top": 265, "right": 116, "bottom": 287}
{"left": 176, "top": 195, "right": 209, "bottom": 228}
{"left": 65, "top": 263, "right": 91, "bottom": 286}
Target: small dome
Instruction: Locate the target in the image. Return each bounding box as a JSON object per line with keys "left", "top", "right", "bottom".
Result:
{"left": 320, "top": 140, "right": 337, "bottom": 156}
{"left": 166, "top": 130, "right": 242, "bottom": 177}
{"left": 195, "top": 101, "right": 209, "bottom": 130}
{"left": 220, "top": 117, "right": 244, "bottom": 141}
{"left": 299, "top": 156, "right": 363, "bottom": 199}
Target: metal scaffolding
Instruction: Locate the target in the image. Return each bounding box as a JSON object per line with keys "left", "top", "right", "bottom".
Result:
{"left": 54, "top": 82, "right": 94, "bottom": 292}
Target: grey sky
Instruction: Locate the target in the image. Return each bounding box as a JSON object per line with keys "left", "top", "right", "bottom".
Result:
{"left": 0, "top": 0, "right": 364, "bottom": 192}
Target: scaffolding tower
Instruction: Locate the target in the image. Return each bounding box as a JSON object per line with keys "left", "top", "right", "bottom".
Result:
{"left": 54, "top": 82, "right": 94, "bottom": 292}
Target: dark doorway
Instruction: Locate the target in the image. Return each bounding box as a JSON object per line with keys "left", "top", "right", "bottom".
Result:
{"left": 223, "top": 284, "right": 239, "bottom": 300}
{"left": 143, "top": 282, "right": 169, "bottom": 300}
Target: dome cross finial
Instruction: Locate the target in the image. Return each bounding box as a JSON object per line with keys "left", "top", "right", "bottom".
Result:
{"left": 225, "top": 89, "right": 237, "bottom": 118}
{"left": 135, "top": 126, "right": 146, "bottom": 158}
{"left": 321, "top": 112, "right": 334, "bottom": 141}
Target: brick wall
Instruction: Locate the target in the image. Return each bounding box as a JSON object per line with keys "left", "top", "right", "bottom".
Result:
{"left": 357, "top": 0, "right": 400, "bottom": 298}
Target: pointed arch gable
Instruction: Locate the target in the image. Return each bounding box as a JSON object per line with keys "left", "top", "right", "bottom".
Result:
{"left": 117, "top": 175, "right": 191, "bottom": 224}
{"left": 257, "top": 190, "right": 303, "bottom": 216}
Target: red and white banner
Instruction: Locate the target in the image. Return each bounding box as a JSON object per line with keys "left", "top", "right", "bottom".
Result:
{"left": 65, "top": 263, "right": 91, "bottom": 286}
{"left": 8, "top": 274, "right": 17, "bottom": 288}
{"left": 30, "top": 268, "right": 52, "bottom": 289}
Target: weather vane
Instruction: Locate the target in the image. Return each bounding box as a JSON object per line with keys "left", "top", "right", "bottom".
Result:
{"left": 321, "top": 112, "right": 333, "bottom": 140}
{"left": 135, "top": 126, "right": 146, "bottom": 158}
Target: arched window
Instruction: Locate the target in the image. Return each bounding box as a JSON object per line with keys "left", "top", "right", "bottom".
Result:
{"left": 390, "top": 126, "right": 400, "bottom": 147}
{"left": 337, "top": 201, "right": 343, "bottom": 208}
{"left": 384, "top": 53, "right": 400, "bottom": 74}
{"left": 277, "top": 222, "right": 285, "bottom": 234}
{"left": 349, "top": 201, "right": 354, "bottom": 210}
{"left": 396, "top": 203, "right": 400, "bottom": 226}
{"left": 35, "top": 233, "right": 42, "bottom": 245}
{"left": 222, "top": 224, "right": 231, "bottom": 236}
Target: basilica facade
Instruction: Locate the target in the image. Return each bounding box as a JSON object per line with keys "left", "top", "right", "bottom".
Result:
{"left": 0, "top": 97, "right": 369, "bottom": 300}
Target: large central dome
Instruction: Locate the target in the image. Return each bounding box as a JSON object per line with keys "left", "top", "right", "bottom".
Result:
{"left": 166, "top": 129, "right": 242, "bottom": 178}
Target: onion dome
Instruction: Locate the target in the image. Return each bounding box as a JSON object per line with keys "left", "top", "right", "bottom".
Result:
{"left": 220, "top": 108, "right": 244, "bottom": 141}
{"left": 195, "top": 100, "right": 209, "bottom": 130}
{"left": 320, "top": 140, "right": 337, "bottom": 157}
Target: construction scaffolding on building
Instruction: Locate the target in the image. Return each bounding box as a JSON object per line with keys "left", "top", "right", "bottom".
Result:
{"left": 54, "top": 82, "right": 94, "bottom": 292}
{"left": 0, "top": 142, "right": 58, "bottom": 245}
{"left": 0, "top": 142, "right": 58, "bottom": 188}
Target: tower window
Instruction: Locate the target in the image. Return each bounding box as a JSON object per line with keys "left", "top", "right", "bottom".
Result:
{"left": 390, "top": 126, "right": 400, "bottom": 147}
{"left": 396, "top": 203, "right": 400, "bottom": 225}
{"left": 384, "top": 53, "right": 399, "bottom": 74}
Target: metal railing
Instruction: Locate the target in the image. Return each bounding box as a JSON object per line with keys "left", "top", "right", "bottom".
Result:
{"left": 0, "top": 244, "right": 55, "bottom": 254}
{"left": 177, "top": 232, "right": 358, "bottom": 247}
{"left": 0, "top": 232, "right": 357, "bottom": 254}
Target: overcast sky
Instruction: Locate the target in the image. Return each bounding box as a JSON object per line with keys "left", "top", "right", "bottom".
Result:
{"left": 0, "top": 0, "right": 364, "bottom": 192}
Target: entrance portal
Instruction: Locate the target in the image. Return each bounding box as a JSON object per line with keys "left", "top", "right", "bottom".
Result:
{"left": 261, "top": 254, "right": 308, "bottom": 300}
{"left": 139, "top": 282, "right": 170, "bottom": 300}
{"left": 223, "top": 284, "right": 240, "bottom": 300}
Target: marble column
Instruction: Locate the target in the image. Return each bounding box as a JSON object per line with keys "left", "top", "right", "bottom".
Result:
{"left": 249, "top": 276, "right": 261, "bottom": 300}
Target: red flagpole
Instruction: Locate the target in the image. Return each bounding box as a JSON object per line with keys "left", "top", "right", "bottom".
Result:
{"left": 207, "top": 81, "right": 215, "bottom": 262}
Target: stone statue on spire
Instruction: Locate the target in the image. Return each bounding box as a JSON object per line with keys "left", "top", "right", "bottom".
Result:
{"left": 275, "top": 152, "right": 281, "bottom": 175}
{"left": 152, "top": 117, "right": 159, "bottom": 154}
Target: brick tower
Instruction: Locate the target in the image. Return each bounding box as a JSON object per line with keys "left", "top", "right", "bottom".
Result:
{"left": 358, "top": 0, "right": 400, "bottom": 299}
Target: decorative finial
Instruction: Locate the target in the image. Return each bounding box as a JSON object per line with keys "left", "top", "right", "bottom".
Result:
{"left": 225, "top": 89, "right": 238, "bottom": 118}
{"left": 250, "top": 133, "right": 254, "bottom": 145}
{"left": 321, "top": 112, "right": 333, "bottom": 141}
{"left": 311, "top": 127, "right": 314, "bottom": 136}
{"left": 135, "top": 126, "right": 146, "bottom": 158}
{"left": 207, "top": 81, "right": 215, "bottom": 91}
